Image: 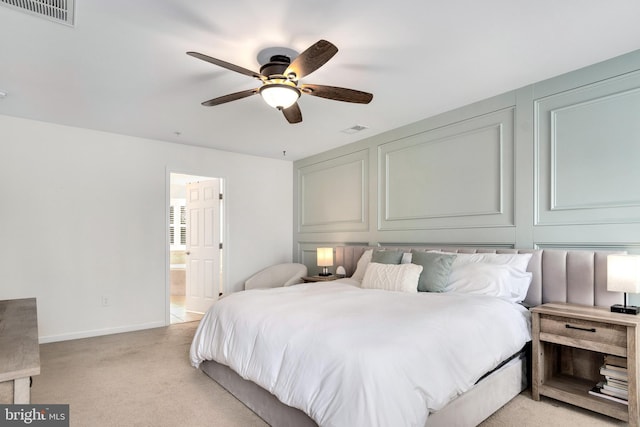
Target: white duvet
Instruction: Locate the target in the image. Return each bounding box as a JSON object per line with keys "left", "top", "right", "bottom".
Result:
{"left": 190, "top": 280, "right": 531, "bottom": 427}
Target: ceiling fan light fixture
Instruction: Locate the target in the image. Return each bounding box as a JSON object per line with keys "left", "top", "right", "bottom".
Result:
{"left": 188, "top": 40, "right": 372, "bottom": 124}
{"left": 259, "top": 83, "right": 300, "bottom": 110}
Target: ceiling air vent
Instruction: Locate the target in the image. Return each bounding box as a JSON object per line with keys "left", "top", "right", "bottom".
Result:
{"left": 0, "top": 0, "right": 75, "bottom": 26}
{"left": 341, "top": 124, "right": 369, "bottom": 134}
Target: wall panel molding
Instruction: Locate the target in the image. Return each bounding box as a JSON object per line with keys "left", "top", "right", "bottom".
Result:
{"left": 378, "top": 107, "right": 515, "bottom": 230}
{"left": 536, "top": 70, "right": 640, "bottom": 226}
{"left": 293, "top": 50, "right": 640, "bottom": 262}
{"left": 298, "top": 150, "right": 368, "bottom": 233}
{"left": 535, "top": 242, "right": 640, "bottom": 253}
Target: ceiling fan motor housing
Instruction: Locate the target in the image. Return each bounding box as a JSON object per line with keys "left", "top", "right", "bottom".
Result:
{"left": 260, "top": 55, "right": 293, "bottom": 79}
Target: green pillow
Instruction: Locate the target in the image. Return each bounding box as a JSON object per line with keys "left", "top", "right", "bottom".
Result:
{"left": 371, "top": 249, "right": 404, "bottom": 264}
{"left": 411, "top": 251, "right": 456, "bottom": 292}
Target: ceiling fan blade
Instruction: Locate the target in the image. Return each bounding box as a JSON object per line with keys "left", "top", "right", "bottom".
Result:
{"left": 282, "top": 103, "right": 302, "bottom": 124}
{"left": 187, "top": 52, "right": 264, "bottom": 80}
{"left": 300, "top": 84, "right": 373, "bottom": 104}
{"left": 201, "top": 88, "right": 259, "bottom": 106}
{"left": 285, "top": 40, "right": 338, "bottom": 79}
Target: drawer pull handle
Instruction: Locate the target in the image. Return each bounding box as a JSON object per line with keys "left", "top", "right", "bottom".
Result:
{"left": 565, "top": 324, "right": 596, "bottom": 333}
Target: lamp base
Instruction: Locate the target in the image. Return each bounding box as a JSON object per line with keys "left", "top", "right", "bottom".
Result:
{"left": 318, "top": 266, "right": 331, "bottom": 276}
{"left": 611, "top": 304, "right": 640, "bottom": 315}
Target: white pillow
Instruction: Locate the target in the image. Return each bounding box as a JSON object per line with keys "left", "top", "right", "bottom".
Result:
{"left": 444, "top": 252, "right": 533, "bottom": 302}
{"left": 446, "top": 263, "right": 532, "bottom": 302}
{"left": 450, "top": 252, "right": 532, "bottom": 271}
{"left": 361, "top": 262, "right": 423, "bottom": 293}
{"left": 351, "top": 249, "right": 373, "bottom": 282}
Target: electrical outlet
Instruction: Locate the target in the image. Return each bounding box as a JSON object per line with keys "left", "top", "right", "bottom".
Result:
{"left": 101, "top": 296, "right": 110, "bottom": 307}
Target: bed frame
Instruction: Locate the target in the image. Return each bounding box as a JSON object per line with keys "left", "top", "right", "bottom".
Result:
{"left": 200, "top": 246, "right": 624, "bottom": 426}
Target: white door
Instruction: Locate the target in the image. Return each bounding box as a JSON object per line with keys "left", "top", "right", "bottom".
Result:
{"left": 185, "top": 179, "right": 221, "bottom": 313}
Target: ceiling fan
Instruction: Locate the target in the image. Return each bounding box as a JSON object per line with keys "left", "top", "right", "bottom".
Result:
{"left": 186, "top": 40, "right": 373, "bottom": 124}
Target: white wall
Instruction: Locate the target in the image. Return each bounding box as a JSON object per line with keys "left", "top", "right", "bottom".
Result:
{"left": 0, "top": 115, "right": 293, "bottom": 342}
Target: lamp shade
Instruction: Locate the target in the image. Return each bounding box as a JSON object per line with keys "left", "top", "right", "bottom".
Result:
{"left": 317, "top": 248, "right": 334, "bottom": 267}
{"left": 607, "top": 254, "right": 640, "bottom": 293}
{"left": 259, "top": 84, "right": 300, "bottom": 109}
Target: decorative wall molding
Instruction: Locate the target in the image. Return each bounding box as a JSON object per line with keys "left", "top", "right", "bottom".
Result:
{"left": 293, "top": 50, "right": 640, "bottom": 259}
{"left": 536, "top": 70, "right": 640, "bottom": 226}
{"left": 535, "top": 242, "right": 640, "bottom": 254}
{"left": 379, "top": 242, "right": 516, "bottom": 249}
{"left": 378, "top": 107, "right": 515, "bottom": 230}
{"left": 298, "top": 150, "right": 368, "bottom": 233}
{"left": 550, "top": 88, "right": 640, "bottom": 211}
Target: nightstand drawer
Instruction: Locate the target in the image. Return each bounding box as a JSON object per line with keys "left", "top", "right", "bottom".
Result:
{"left": 540, "top": 314, "right": 627, "bottom": 352}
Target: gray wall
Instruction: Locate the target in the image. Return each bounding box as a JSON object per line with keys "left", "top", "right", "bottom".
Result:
{"left": 293, "top": 49, "right": 640, "bottom": 274}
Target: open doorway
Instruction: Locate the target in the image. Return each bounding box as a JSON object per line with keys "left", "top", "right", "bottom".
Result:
{"left": 169, "top": 173, "right": 224, "bottom": 324}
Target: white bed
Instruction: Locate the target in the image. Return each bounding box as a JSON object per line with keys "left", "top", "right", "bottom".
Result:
{"left": 191, "top": 279, "right": 531, "bottom": 426}
{"left": 190, "top": 246, "right": 624, "bottom": 427}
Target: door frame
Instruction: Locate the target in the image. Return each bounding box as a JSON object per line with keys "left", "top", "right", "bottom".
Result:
{"left": 165, "top": 168, "right": 227, "bottom": 326}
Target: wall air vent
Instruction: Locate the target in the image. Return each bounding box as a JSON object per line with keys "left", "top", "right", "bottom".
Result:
{"left": 0, "top": 0, "right": 75, "bottom": 26}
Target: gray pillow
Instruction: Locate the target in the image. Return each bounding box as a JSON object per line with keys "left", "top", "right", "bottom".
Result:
{"left": 371, "top": 249, "right": 404, "bottom": 264}
{"left": 411, "top": 251, "right": 456, "bottom": 292}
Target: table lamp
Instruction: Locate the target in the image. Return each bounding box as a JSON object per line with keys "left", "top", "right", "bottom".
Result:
{"left": 607, "top": 254, "right": 640, "bottom": 315}
{"left": 317, "top": 248, "right": 333, "bottom": 276}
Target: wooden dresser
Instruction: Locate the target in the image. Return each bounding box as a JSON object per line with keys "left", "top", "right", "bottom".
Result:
{"left": 0, "top": 298, "right": 40, "bottom": 404}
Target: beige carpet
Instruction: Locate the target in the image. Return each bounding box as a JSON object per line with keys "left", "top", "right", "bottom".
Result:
{"left": 2, "top": 321, "right": 628, "bottom": 426}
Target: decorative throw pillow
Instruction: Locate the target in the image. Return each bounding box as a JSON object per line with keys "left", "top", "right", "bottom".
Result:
{"left": 361, "top": 262, "right": 423, "bottom": 293}
{"left": 351, "top": 249, "right": 373, "bottom": 282}
{"left": 410, "top": 251, "right": 456, "bottom": 292}
{"left": 371, "top": 249, "right": 404, "bottom": 264}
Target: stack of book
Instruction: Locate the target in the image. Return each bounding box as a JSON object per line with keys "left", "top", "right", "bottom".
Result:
{"left": 589, "top": 355, "right": 629, "bottom": 405}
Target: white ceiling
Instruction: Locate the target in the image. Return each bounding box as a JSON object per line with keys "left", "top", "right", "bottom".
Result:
{"left": 1, "top": 1, "right": 639, "bottom": 161}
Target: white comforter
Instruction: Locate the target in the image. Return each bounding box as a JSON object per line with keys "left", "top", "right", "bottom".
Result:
{"left": 190, "top": 280, "right": 531, "bottom": 427}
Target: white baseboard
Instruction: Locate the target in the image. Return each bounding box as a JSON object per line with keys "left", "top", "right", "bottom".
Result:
{"left": 38, "top": 320, "right": 167, "bottom": 344}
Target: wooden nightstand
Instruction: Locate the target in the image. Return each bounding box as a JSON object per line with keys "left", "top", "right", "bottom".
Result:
{"left": 301, "top": 275, "right": 340, "bottom": 283}
{"left": 531, "top": 303, "right": 640, "bottom": 425}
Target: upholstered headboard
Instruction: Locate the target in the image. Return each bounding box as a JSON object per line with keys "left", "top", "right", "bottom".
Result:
{"left": 335, "top": 246, "right": 625, "bottom": 308}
